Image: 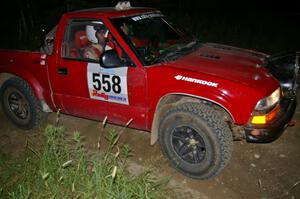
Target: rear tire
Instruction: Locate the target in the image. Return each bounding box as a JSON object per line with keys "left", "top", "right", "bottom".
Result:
{"left": 0, "top": 77, "right": 44, "bottom": 130}
{"left": 158, "top": 102, "right": 233, "bottom": 179}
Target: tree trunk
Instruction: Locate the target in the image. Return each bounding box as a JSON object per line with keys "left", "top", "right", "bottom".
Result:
{"left": 19, "top": 9, "right": 29, "bottom": 40}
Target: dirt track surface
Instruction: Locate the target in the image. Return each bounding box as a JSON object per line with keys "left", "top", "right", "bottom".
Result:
{"left": 1, "top": 96, "right": 300, "bottom": 198}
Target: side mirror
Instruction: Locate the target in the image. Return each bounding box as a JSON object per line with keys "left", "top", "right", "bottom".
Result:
{"left": 99, "top": 50, "right": 122, "bottom": 68}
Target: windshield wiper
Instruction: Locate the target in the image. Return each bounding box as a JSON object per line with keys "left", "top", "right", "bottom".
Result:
{"left": 151, "top": 40, "right": 200, "bottom": 64}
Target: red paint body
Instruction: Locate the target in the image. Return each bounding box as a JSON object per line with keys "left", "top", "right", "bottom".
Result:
{"left": 0, "top": 7, "right": 279, "bottom": 131}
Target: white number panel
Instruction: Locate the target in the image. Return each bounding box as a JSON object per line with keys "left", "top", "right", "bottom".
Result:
{"left": 87, "top": 63, "right": 129, "bottom": 105}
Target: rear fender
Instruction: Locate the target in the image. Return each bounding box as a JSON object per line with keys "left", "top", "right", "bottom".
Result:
{"left": 0, "top": 70, "right": 44, "bottom": 100}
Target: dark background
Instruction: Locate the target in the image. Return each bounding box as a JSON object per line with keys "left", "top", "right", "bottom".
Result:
{"left": 0, "top": 0, "right": 299, "bottom": 53}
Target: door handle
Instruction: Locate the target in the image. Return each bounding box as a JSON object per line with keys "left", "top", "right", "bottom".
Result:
{"left": 57, "top": 67, "right": 68, "bottom": 75}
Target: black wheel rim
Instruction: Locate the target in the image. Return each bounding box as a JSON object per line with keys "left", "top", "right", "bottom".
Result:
{"left": 171, "top": 126, "right": 206, "bottom": 164}
{"left": 5, "top": 88, "right": 30, "bottom": 122}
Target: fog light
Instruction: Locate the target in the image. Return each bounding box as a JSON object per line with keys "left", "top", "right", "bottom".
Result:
{"left": 250, "top": 129, "right": 261, "bottom": 136}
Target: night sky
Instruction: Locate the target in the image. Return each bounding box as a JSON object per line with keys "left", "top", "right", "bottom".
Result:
{"left": 0, "top": 0, "right": 299, "bottom": 52}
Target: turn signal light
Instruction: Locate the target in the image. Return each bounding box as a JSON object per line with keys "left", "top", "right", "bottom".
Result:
{"left": 251, "top": 115, "right": 266, "bottom": 124}
{"left": 251, "top": 105, "right": 280, "bottom": 125}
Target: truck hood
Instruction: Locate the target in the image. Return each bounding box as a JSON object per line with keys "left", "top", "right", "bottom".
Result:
{"left": 169, "top": 43, "right": 276, "bottom": 89}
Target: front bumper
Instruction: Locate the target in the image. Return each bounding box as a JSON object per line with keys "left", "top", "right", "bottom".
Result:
{"left": 244, "top": 97, "right": 297, "bottom": 143}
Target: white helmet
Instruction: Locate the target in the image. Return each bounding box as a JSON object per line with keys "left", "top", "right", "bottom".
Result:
{"left": 86, "top": 22, "right": 108, "bottom": 44}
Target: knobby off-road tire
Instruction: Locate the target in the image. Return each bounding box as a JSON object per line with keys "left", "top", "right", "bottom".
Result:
{"left": 0, "top": 77, "right": 44, "bottom": 130}
{"left": 158, "top": 102, "right": 233, "bottom": 179}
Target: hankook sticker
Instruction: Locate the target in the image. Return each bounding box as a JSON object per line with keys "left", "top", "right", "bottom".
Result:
{"left": 174, "top": 75, "right": 219, "bottom": 88}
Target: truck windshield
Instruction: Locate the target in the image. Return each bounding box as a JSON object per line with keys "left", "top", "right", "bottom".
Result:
{"left": 111, "top": 13, "right": 199, "bottom": 65}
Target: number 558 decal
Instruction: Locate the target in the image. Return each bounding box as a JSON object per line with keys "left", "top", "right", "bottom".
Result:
{"left": 87, "top": 63, "right": 129, "bottom": 105}
{"left": 92, "top": 73, "right": 121, "bottom": 94}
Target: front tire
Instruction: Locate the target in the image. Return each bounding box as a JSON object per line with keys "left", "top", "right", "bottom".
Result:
{"left": 0, "top": 77, "right": 44, "bottom": 130}
{"left": 158, "top": 102, "right": 233, "bottom": 179}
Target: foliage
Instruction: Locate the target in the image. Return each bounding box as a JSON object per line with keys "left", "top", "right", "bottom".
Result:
{"left": 0, "top": 125, "right": 169, "bottom": 199}
{"left": 169, "top": 12, "right": 300, "bottom": 54}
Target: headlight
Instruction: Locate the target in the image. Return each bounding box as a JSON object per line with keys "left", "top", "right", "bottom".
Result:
{"left": 254, "top": 87, "right": 281, "bottom": 111}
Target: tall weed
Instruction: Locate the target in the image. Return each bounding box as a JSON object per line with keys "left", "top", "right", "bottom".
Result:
{"left": 0, "top": 125, "right": 169, "bottom": 199}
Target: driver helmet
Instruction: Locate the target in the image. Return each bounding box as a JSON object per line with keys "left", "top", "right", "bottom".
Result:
{"left": 86, "top": 22, "right": 109, "bottom": 44}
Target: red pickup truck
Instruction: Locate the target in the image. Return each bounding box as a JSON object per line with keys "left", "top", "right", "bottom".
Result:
{"left": 0, "top": 3, "right": 298, "bottom": 179}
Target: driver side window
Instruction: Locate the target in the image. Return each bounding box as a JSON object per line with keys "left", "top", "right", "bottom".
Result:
{"left": 62, "top": 20, "right": 111, "bottom": 62}
{"left": 62, "top": 19, "right": 133, "bottom": 67}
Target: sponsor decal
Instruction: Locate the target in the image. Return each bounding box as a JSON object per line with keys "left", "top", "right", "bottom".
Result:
{"left": 108, "top": 95, "right": 127, "bottom": 102}
{"left": 91, "top": 90, "right": 127, "bottom": 102}
{"left": 131, "top": 13, "right": 163, "bottom": 21}
{"left": 174, "top": 75, "right": 219, "bottom": 88}
{"left": 91, "top": 90, "right": 109, "bottom": 100}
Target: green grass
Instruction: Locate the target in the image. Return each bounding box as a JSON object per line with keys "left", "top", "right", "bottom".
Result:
{"left": 0, "top": 125, "right": 169, "bottom": 199}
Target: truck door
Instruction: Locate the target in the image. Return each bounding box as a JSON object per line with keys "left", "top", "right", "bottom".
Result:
{"left": 105, "top": 64, "right": 148, "bottom": 130}
{"left": 94, "top": 23, "right": 148, "bottom": 130}
{"left": 48, "top": 19, "right": 109, "bottom": 121}
{"left": 48, "top": 18, "right": 148, "bottom": 129}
